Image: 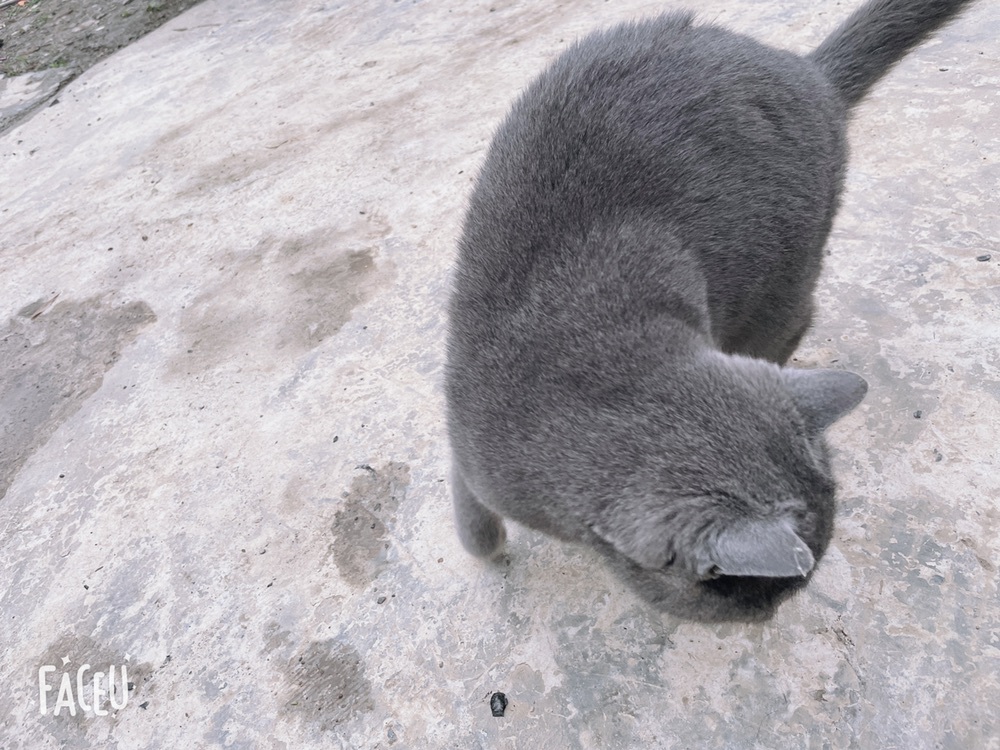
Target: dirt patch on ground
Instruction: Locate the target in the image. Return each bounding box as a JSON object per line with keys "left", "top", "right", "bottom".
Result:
{"left": 0, "top": 0, "right": 202, "bottom": 78}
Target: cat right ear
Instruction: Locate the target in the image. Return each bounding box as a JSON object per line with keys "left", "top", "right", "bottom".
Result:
{"left": 782, "top": 368, "right": 868, "bottom": 432}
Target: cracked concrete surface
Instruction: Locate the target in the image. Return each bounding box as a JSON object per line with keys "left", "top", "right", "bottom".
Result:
{"left": 0, "top": 0, "right": 997, "bottom": 748}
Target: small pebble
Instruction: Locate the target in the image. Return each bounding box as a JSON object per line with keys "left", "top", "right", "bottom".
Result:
{"left": 913, "top": 410, "right": 922, "bottom": 419}
{"left": 976, "top": 254, "right": 991, "bottom": 262}
{"left": 490, "top": 691, "right": 508, "bottom": 717}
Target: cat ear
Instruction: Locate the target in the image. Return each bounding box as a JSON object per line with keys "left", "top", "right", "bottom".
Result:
{"left": 782, "top": 368, "right": 867, "bottom": 432}
{"left": 592, "top": 510, "right": 814, "bottom": 578}
{"left": 694, "top": 518, "right": 815, "bottom": 579}
{"left": 591, "top": 512, "right": 677, "bottom": 570}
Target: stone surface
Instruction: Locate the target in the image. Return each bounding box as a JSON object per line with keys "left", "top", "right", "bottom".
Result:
{"left": 0, "top": 68, "right": 76, "bottom": 134}
{"left": 0, "top": 0, "right": 997, "bottom": 748}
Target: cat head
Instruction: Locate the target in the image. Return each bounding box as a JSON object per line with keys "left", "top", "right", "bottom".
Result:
{"left": 587, "top": 352, "right": 867, "bottom": 622}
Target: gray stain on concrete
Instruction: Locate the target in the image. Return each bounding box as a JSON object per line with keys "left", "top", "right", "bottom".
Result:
{"left": 285, "top": 639, "right": 374, "bottom": 731}
{"left": 0, "top": 296, "right": 156, "bottom": 500}
{"left": 170, "top": 226, "right": 395, "bottom": 375}
{"left": 330, "top": 462, "right": 411, "bottom": 588}
{"left": 0, "top": 68, "right": 78, "bottom": 136}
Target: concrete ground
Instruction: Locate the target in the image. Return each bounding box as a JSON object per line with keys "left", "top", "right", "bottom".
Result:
{"left": 0, "top": 0, "right": 997, "bottom": 747}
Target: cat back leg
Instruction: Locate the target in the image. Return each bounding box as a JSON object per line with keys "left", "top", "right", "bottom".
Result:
{"left": 774, "top": 317, "right": 813, "bottom": 365}
{"left": 451, "top": 464, "right": 507, "bottom": 558}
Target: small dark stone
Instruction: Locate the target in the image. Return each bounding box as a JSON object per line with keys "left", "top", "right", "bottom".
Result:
{"left": 976, "top": 254, "right": 991, "bottom": 262}
{"left": 490, "top": 691, "right": 508, "bottom": 717}
{"left": 139, "top": 701, "right": 149, "bottom": 710}
{"left": 913, "top": 410, "right": 922, "bottom": 419}
{"left": 377, "top": 596, "right": 387, "bottom": 604}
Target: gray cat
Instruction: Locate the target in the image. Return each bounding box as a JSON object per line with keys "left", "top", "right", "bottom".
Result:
{"left": 445, "top": 0, "right": 975, "bottom": 622}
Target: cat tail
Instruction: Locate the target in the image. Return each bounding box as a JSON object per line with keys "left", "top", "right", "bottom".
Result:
{"left": 809, "top": 0, "right": 976, "bottom": 107}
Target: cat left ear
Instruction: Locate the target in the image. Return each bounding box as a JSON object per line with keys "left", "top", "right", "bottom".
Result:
{"left": 695, "top": 518, "right": 815, "bottom": 579}
{"left": 782, "top": 368, "right": 867, "bottom": 432}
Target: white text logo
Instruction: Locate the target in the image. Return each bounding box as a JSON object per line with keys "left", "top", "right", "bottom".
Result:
{"left": 38, "top": 658, "right": 129, "bottom": 716}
